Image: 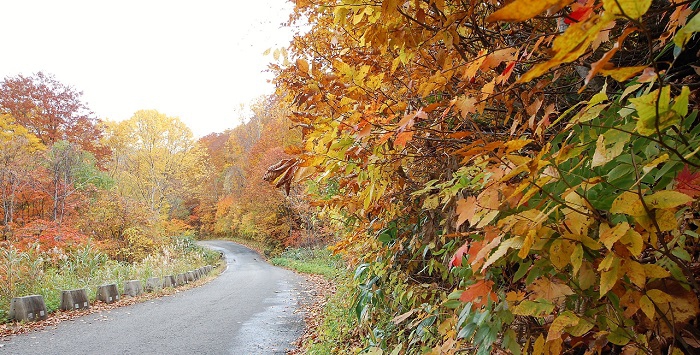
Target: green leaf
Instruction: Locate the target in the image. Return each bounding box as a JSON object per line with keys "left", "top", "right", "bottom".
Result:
{"left": 502, "top": 329, "right": 522, "bottom": 355}
{"left": 674, "top": 13, "right": 700, "bottom": 49}
{"left": 513, "top": 260, "right": 532, "bottom": 281}
{"left": 630, "top": 87, "right": 677, "bottom": 136}
{"left": 567, "top": 316, "right": 594, "bottom": 337}
{"left": 607, "top": 326, "right": 632, "bottom": 345}
{"left": 591, "top": 129, "right": 631, "bottom": 167}
{"left": 672, "top": 86, "right": 691, "bottom": 117}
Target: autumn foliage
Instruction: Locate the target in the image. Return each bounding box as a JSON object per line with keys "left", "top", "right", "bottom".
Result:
{"left": 0, "top": 73, "right": 208, "bottom": 264}
{"left": 196, "top": 95, "right": 332, "bottom": 252}
{"left": 269, "top": 0, "right": 700, "bottom": 353}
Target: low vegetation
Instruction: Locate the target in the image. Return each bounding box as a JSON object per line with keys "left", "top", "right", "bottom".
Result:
{"left": 0, "top": 235, "right": 219, "bottom": 322}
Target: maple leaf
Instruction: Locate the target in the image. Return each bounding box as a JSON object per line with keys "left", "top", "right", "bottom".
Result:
{"left": 459, "top": 279, "right": 497, "bottom": 308}
{"left": 675, "top": 164, "right": 700, "bottom": 198}
{"left": 455, "top": 196, "right": 476, "bottom": 229}
{"left": 449, "top": 241, "right": 470, "bottom": 267}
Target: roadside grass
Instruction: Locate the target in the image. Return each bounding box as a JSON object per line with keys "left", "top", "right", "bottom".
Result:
{"left": 0, "top": 236, "right": 220, "bottom": 322}
{"left": 270, "top": 247, "right": 344, "bottom": 279}
{"left": 305, "top": 282, "right": 361, "bottom": 355}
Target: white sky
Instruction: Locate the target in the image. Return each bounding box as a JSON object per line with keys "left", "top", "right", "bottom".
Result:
{"left": 0, "top": 0, "right": 295, "bottom": 137}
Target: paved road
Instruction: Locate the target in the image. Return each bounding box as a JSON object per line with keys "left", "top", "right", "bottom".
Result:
{"left": 1, "top": 241, "right": 307, "bottom": 354}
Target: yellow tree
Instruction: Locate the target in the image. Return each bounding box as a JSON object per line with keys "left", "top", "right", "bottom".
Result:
{"left": 104, "top": 110, "right": 208, "bottom": 221}
{"left": 0, "top": 113, "right": 44, "bottom": 236}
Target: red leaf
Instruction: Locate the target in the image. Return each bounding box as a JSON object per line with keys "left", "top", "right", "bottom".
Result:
{"left": 565, "top": 6, "right": 592, "bottom": 25}
{"left": 675, "top": 165, "right": 700, "bottom": 198}
{"left": 450, "top": 241, "right": 470, "bottom": 267}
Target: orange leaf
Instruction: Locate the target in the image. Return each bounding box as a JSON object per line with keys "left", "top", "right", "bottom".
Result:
{"left": 456, "top": 196, "right": 477, "bottom": 229}
{"left": 395, "top": 131, "right": 414, "bottom": 148}
{"left": 480, "top": 48, "right": 518, "bottom": 71}
{"left": 459, "top": 280, "right": 497, "bottom": 308}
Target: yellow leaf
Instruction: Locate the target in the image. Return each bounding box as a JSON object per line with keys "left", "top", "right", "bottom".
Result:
{"left": 455, "top": 96, "right": 477, "bottom": 118}
{"left": 620, "top": 229, "right": 644, "bottom": 257}
{"left": 475, "top": 210, "right": 499, "bottom": 228}
{"left": 630, "top": 87, "right": 678, "bottom": 136}
{"left": 653, "top": 208, "right": 678, "bottom": 232}
{"left": 610, "top": 192, "right": 645, "bottom": 216}
{"left": 642, "top": 154, "right": 669, "bottom": 174}
{"left": 646, "top": 289, "right": 674, "bottom": 303}
{"left": 518, "top": 229, "right": 536, "bottom": 258}
{"left": 532, "top": 334, "right": 545, "bottom": 355}
{"left": 519, "top": 15, "right": 612, "bottom": 82}
{"left": 550, "top": 239, "right": 574, "bottom": 270}
{"left": 528, "top": 278, "right": 574, "bottom": 304}
{"left": 643, "top": 264, "right": 671, "bottom": 279}
{"left": 600, "top": 258, "right": 620, "bottom": 298}
{"left": 599, "top": 66, "right": 648, "bottom": 82}
{"left": 547, "top": 311, "right": 580, "bottom": 341}
{"left": 592, "top": 128, "right": 631, "bottom": 167}
{"left": 571, "top": 243, "right": 583, "bottom": 276}
{"left": 486, "top": 0, "right": 573, "bottom": 22}
{"left": 296, "top": 59, "right": 310, "bottom": 75}
{"left": 639, "top": 295, "right": 655, "bottom": 320}
{"left": 567, "top": 316, "right": 595, "bottom": 337}
{"left": 481, "top": 236, "right": 521, "bottom": 271}
{"left": 599, "top": 222, "right": 630, "bottom": 250}
{"left": 504, "top": 139, "right": 533, "bottom": 154}
{"left": 463, "top": 49, "right": 487, "bottom": 79}
{"left": 513, "top": 299, "right": 556, "bottom": 317}
{"left": 603, "top": 0, "right": 652, "bottom": 20}
{"left": 598, "top": 253, "right": 615, "bottom": 272}
{"left": 643, "top": 190, "right": 693, "bottom": 209}
{"left": 625, "top": 260, "right": 646, "bottom": 288}
{"left": 579, "top": 262, "right": 596, "bottom": 290}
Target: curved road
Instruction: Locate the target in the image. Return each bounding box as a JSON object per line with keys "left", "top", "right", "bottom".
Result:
{"left": 1, "top": 241, "right": 307, "bottom": 354}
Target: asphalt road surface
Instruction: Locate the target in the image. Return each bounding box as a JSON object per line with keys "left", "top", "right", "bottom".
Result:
{"left": 1, "top": 241, "right": 308, "bottom": 354}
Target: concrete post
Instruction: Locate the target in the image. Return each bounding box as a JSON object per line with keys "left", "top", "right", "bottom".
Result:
{"left": 163, "top": 275, "right": 175, "bottom": 288}
{"left": 145, "top": 277, "right": 161, "bottom": 292}
{"left": 123, "top": 280, "right": 143, "bottom": 297}
{"left": 60, "top": 289, "right": 90, "bottom": 311}
{"left": 9, "top": 295, "right": 48, "bottom": 321}
{"left": 97, "top": 284, "right": 120, "bottom": 304}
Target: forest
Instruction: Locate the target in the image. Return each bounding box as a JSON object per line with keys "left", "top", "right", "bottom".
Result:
{"left": 263, "top": 0, "right": 700, "bottom": 354}
{"left": 2, "top": 0, "right": 700, "bottom": 354}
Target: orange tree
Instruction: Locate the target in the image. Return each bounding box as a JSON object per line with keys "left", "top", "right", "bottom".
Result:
{"left": 268, "top": 0, "right": 700, "bottom": 353}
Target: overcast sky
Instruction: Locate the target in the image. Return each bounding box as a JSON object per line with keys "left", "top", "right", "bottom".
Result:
{"left": 0, "top": 0, "right": 295, "bottom": 137}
